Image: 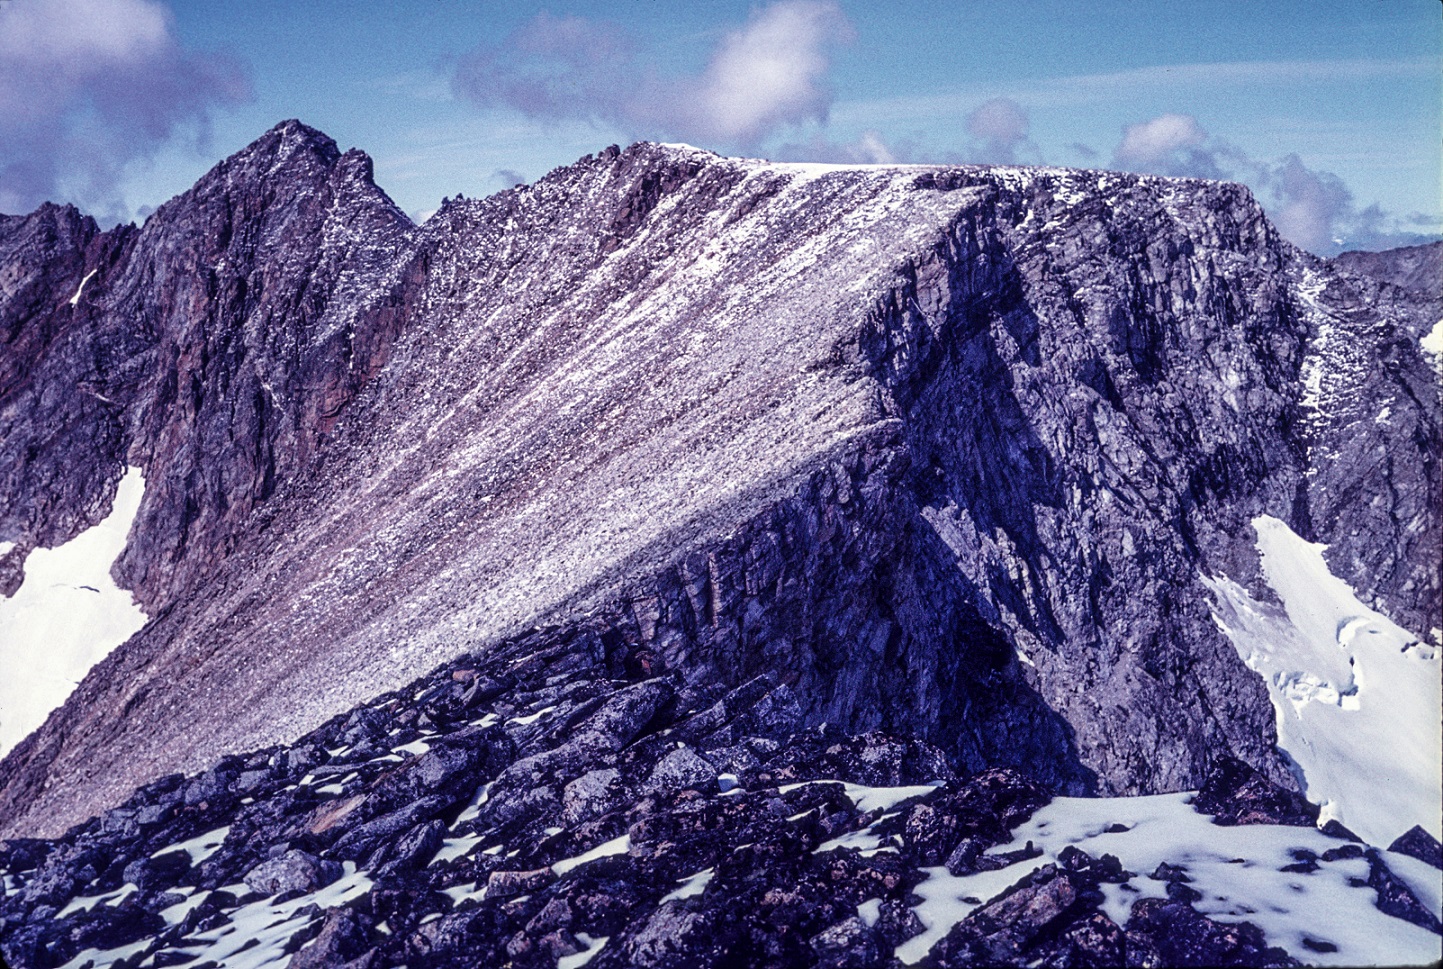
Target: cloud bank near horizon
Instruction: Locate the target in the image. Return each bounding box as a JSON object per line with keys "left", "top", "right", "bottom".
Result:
{"left": 0, "top": 0, "right": 249, "bottom": 220}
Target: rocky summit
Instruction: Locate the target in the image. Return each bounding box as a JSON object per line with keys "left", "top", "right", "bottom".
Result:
{"left": 0, "top": 121, "right": 1439, "bottom": 967}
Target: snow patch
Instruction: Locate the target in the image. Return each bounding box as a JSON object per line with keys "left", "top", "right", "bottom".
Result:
{"left": 55, "top": 882, "right": 137, "bottom": 919}
{"left": 159, "top": 889, "right": 211, "bottom": 926}
{"left": 152, "top": 826, "right": 230, "bottom": 865}
{"left": 551, "top": 834, "right": 630, "bottom": 875}
{"left": 660, "top": 868, "right": 714, "bottom": 903}
{"left": 162, "top": 862, "right": 371, "bottom": 969}
{"left": 0, "top": 468, "right": 148, "bottom": 756}
{"left": 431, "top": 833, "right": 484, "bottom": 866}
{"left": 896, "top": 793, "right": 1442, "bottom": 967}
{"left": 558, "top": 933, "right": 609, "bottom": 969}
{"left": 1204, "top": 515, "right": 1441, "bottom": 845}
{"left": 68, "top": 270, "right": 96, "bottom": 308}
{"left": 1421, "top": 318, "right": 1443, "bottom": 359}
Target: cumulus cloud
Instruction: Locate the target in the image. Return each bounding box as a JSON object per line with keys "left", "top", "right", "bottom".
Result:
{"left": 1113, "top": 113, "right": 1226, "bottom": 179}
{"left": 1109, "top": 112, "right": 1433, "bottom": 254}
{"left": 452, "top": 1, "right": 852, "bottom": 148}
{"left": 1261, "top": 154, "right": 1353, "bottom": 253}
{"left": 0, "top": 0, "right": 249, "bottom": 218}
{"left": 966, "top": 98, "right": 1032, "bottom": 164}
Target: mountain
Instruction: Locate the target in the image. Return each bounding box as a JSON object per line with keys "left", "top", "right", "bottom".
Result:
{"left": 1333, "top": 241, "right": 1443, "bottom": 297}
{"left": 0, "top": 122, "right": 1438, "bottom": 968}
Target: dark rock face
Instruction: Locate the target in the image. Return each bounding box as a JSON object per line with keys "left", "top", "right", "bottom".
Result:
{"left": 0, "top": 123, "right": 1437, "bottom": 927}
{"left": 0, "top": 121, "right": 413, "bottom": 610}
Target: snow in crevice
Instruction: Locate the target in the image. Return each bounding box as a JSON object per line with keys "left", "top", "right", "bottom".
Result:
{"left": 1203, "top": 515, "right": 1441, "bottom": 846}
{"left": 551, "top": 834, "right": 631, "bottom": 875}
{"left": 152, "top": 826, "right": 230, "bottom": 865}
{"left": 660, "top": 868, "right": 714, "bottom": 903}
{"left": 558, "top": 932, "right": 609, "bottom": 969}
{"left": 68, "top": 269, "right": 96, "bottom": 308}
{"left": 0, "top": 467, "right": 148, "bottom": 756}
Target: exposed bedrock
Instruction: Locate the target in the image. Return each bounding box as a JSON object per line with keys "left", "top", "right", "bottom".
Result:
{"left": 0, "top": 123, "right": 1437, "bottom": 838}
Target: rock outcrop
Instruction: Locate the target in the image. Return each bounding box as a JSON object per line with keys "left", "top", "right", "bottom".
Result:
{"left": 0, "top": 123, "right": 1437, "bottom": 864}
{"left": 3, "top": 623, "right": 1436, "bottom": 968}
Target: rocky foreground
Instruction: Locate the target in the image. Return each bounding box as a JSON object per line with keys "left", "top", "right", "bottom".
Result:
{"left": 2, "top": 618, "right": 1440, "bottom": 968}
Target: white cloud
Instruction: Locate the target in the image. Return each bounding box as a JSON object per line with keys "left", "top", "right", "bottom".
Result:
{"left": 1107, "top": 113, "right": 1430, "bottom": 254}
{"left": 774, "top": 129, "right": 900, "bottom": 164}
{"left": 966, "top": 97, "right": 1032, "bottom": 164}
{"left": 686, "top": 1, "right": 851, "bottom": 143}
{"left": 1115, "top": 113, "right": 1207, "bottom": 166}
{"left": 1263, "top": 154, "right": 1353, "bottom": 252}
{"left": 0, "top": 0, "right": 167, "bottom": 65}
{"left": 452, "top": 1, "right": 852, "bottom": 149}
{"left": 0, "top": 0, "right": 248, "bottom": 218}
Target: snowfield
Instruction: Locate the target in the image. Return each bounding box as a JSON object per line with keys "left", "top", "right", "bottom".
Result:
{"left": 0, "top": 468, "right": 148, "bottom": 756}
{"left": 1206, "top": 515, "right": 1442, "bottom": 847}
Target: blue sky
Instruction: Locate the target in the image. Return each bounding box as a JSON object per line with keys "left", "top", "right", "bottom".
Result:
{"left": 1, "top": 0, "right": 1438, "bottom": 254}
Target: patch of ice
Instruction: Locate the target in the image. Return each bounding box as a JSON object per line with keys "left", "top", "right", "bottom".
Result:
{"left": 393, "top": 738, "right": 431, "bottom": 756}
{"left": 1205, "top": 515, "right": 1441, "bottom": 845}
{"left": 552, "top": 834, "right": 630, "bottom": 875}
{"left": 660, "top": 868, "right": 713, "bottom": 903}
{"left": 0, "top": 468, "right": 148, "bottom": 756}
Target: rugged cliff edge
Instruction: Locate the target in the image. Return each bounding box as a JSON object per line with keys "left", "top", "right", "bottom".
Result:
{"left": 0, "top": 122, "right": 1438, "bottom": 852}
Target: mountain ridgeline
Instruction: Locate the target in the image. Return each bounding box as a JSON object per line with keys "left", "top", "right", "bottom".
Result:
{"left": 0, "top": 121, "right": 1438, "bottom": 836}
{"left": 0, "top": 121, "right": 1439, "bottom": 968}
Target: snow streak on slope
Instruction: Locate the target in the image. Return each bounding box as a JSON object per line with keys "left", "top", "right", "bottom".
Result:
{"left": 896, "top": 793, "right": 1442, "bottom": 968}
{"left": 1204, "top": 515, "right": 1441, "bottom": 846}
{"left": 0, "top": 468, "right": 147, "bottom": 755}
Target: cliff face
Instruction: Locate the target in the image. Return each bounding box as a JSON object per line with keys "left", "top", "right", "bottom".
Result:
{"left": 0, "top": 124, "right": 1437, "bottom": 847}
{"left": 0, "top": 122, "right": 414, "bottom": 610}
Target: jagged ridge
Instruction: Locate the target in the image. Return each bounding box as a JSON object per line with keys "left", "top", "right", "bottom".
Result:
{"left": 0, "top": 124, "right": 1437, "bottom": 849}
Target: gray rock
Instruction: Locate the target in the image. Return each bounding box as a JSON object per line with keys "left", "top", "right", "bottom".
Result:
{"left": 561, "top": 769, "right": 621, "bottom": 825}
{"left": 243, "top": 849, "right": 342, "bottom": 897}
{"left": 645, "top": 747, "right": 717, "bottom": 796}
